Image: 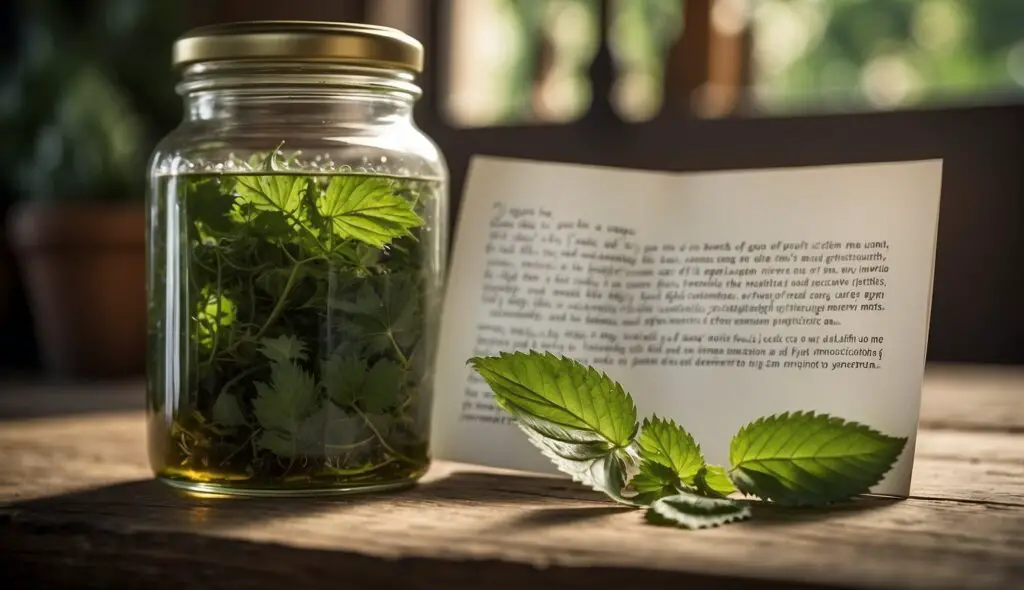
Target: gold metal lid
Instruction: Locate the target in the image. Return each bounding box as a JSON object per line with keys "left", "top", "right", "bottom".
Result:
{"left": 172, "top": 21, "right": 423, "bottom": 73}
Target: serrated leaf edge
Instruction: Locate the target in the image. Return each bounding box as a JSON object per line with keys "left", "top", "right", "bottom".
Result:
{"left": 728, "top": 410, "right": 907, "bottom": 506}
{"left": 644, "top": 493, "right": 752, "bottom": 530}
{"left": 638, "top": 414, "right": 705, "bottom": 484}
{"left": 468, "top": 351, "right": 639, "bottom": 448}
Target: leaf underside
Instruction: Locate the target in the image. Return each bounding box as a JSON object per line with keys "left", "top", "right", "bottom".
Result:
{"left": 469, "top": 351, "right": 641, "bottom": 504}
{"left": 729, "top": 411, "right": 907, "bottom": 506}
{"left": 645, "top": 490, "right": 752, "bottom": 530}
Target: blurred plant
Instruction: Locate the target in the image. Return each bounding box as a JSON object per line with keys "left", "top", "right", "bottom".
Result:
{"left": 610, "top": 0, "right": 684, "bottom": 121}
{"left": 0, "top": 0, "right": 183, "bottom": 204}
{"left": 753, "top": 0, "right": 1024, "bottom": 112}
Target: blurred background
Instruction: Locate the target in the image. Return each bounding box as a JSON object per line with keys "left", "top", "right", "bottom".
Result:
{"left": 0, "top": 0, "right": 1021, "bottom": 379}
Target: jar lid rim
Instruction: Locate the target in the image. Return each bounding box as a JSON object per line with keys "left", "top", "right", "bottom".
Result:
{"left": 172, "top": 21, "right": 423, "bottom": 73}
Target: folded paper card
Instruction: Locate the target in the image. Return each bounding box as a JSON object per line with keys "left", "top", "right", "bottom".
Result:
{"left": 431, "top": 157, "right": 943, "bottom": 496}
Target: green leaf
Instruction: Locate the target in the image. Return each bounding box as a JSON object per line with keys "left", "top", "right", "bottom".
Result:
{"left": 234, "top": 173, "right": 306, "bottom": 217}
{"left": 187, "top": 179, "right": 234, "bottom": 237}
{"left": 258, "top": 335, "right": 308, "bottom": 365}
{"left": 257, "top": 405, "right": 362, "bottom": 460}
{"left": 334, "top": 274, "right": 421, "bottom": 355}
{"left": 323, "top": 355, "right": 403, "bottom": 413}
{"left": 517, "top": 417, "right": 641, "bottom": 505}
{"left": 250, "top": 211, "right": 293, "bottom": 237}
{"left": 469, "top": 352, "right": 638, "bottom": 447}
{"left": 298, "top": 405, "right": 363, "bottom": 455}
{"left": 630, "top": 461, "right": 681, "bottom": 505}
{"left": 252, "top": 360, "right": 319, "bottom": 437}
{"left": 645, "top": 490, "right": 751, "bottom": 530}
{"left": 257, "top": 429, "right": 296, "bottom": 458}
{"left": 317, "top": 175, "right": 423, "bottom": 248}
{"left": 694, "top": 465, "right": 737, "bottom": 498}
{"left": 362, "top": 358, "right": 405, "bottom": 413}
{"left": 468, "top": 352, "right": 640, "bottom": 504}
{"left": 211, "top": 392, "right": 247, "bottom": 427}
{"left": 195, "top": 286, "right": 237, "bottom": 350}
{"left": 637, "top": 416, "right": 704, "bottom": 485}
{"left": 729, "top": 411, "right": 907, "bottom": 506}
{"left": 322, "top": 354, "right": 368, "bottom": 407}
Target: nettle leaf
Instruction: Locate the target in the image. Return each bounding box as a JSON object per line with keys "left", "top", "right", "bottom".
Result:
{"left": 645, "top": 490, "right": 752, "bottom": 530}
{"left": 317, "top": 175, "right": 423, "bottom": 248}
{"left": 470, "top": 352, "right": 637, "bottom": 445}
{"left": 323, "top": 355, "right": 404, "bottom": 413}
{"left": 234, "top": 173, "right": 307, "bottom": 217}
{"left": 637, "top": 416, "right": 704, "bottom": 486}
{"left": 258, "top": 335, "right": 308, "bottom": 365}
{"left": 252, "top": 360, "right": 320, "bottom": 452}
{"left": 257, "top": 430, "right": 298, "bottom": 459}
{"left": 630, "top": 461, "right": 681, "bottom": 505}
{"left": 362, "top": 358, "right": 405, "bottom": 413}
{"left": 323, "top": 354, "right": 368, "bottom": 407}
{"left": 334, "top": 274, "right": 421, "bottom": 355}
{"left": 211, "top": 392, "right": 247, "bottom": 427}
{"left": 187, "top": 179, "right": 234, "bottom": 238}
{"left": 469, "top": 352, "right": 641, "bottom": 504}
{"left": 250, "top": 211, "right": 293, "bottom": 237}
{"left": 729, "top": 412, "right": 907, "bottom": 506}
{"left": 516, "top": 417, "right": 641, "bottom": 506}
{"left": 694, "top": 465, "right": 737, "bottom": 498}
{"left": 291, "top": 404, "right": 364, "bottom": 458}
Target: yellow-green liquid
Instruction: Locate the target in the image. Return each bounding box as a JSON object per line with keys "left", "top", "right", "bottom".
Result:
{"left": 146, "top": 172, "right": 440, "bottom": 495}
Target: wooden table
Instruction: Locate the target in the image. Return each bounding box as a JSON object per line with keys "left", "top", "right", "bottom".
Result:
{"left": 2, "top": 364, "right": 1022, "bottom": 589}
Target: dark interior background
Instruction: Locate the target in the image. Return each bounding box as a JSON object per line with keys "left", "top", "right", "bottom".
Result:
{"left": 1, "top": 0, "right": 1021, "bottom": 372}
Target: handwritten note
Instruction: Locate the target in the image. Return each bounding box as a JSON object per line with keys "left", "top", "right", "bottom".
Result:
{"left": 431, "top": 157, "right": 942, "bottom": 496}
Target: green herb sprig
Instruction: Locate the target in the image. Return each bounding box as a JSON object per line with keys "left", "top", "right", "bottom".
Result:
{"left": 469, "top": 351, "right": 907, "bottom": 529}
{"left": 156, "top": 148, "right": 434, "bottom": 486}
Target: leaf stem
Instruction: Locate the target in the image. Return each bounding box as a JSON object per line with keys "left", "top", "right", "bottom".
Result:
{"left": 221, "top": 429, "right": 259, "bottom": 467}
{"left": 324, "top": 435, "right": 375, "bottom": 451}
{"left": 251, "top": 256, "right": 315, "bottom": 341}
{"left": 387, "top": 331, "right": 410, "bottom": 367}
{"left": 352, "top": 405, "right": 417, "bottom": 465}
{"left": 217, "top": 365, "right": 262, "bottom": 401}
{"left": 320, "top": 456, "right": 396, "bottom": 476}
{"left": 206, "top": 250, "right": 225, "bottom": 366}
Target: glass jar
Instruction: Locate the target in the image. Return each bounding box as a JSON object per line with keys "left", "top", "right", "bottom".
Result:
{"left": 146, "top": 22, "right": 447, "bottom": 496}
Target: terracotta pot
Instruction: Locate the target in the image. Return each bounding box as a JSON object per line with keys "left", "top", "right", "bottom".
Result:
{"left": 8, "top": 202, "right": 146, "bottom": 378}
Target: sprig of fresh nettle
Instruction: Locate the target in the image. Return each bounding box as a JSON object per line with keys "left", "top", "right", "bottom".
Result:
{"left": 166, "top": 148, "right": 431, "bottom": 483}
{"left": 469, "top": 352, "right": 907, "bottom": 530}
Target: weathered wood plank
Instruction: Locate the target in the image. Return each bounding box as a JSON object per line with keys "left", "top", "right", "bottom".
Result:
{"left": 3, "top": 412, "right": 1022, "bottom": 506}
{"left": 1, "top": 411, "right": 1023, "bottom": 590}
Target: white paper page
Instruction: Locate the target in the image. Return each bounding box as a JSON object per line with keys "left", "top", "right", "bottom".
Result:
{"left": 431, "top": 157, "right": 942, "bottom": 496}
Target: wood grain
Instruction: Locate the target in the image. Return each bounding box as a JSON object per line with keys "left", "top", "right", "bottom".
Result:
{"left": 1, "top": 366, "right": 1022, "bottom": 590}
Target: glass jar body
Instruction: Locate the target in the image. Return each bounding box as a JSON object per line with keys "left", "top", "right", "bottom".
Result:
{"left": 146, "top": 63, "right": 447, "bottom": 496}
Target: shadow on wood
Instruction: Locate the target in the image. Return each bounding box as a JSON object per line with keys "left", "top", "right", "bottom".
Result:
{"left": 495, "top": 504, "right": 633, "bottom": 531}
{"left": 2, "top": 469, "right": 608, "bottom": 534}
{"left": 741, "top": 496, "right": 905, "bottom": 528}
